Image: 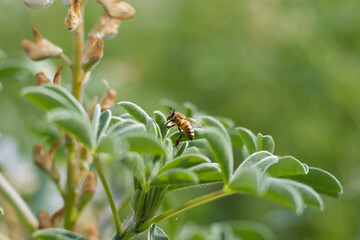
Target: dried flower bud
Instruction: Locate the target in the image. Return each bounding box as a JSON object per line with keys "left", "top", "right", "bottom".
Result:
{"left": 89, "top": 14, "right": 121, "bottom": 39}
{"left": 63, "top": 0, "right": 73, "bottom": 6}
{"left": 98, "top": 0, "right": 135, "bottom": 20}
{"left": 33, "top": 144, "right": 52, "bottom": 171}
{"left": 50, "top": 207, "right": 65, "bottom": 226}
{"left": 100, "top": 88, "right": 117, "bottom": 111}
{"left": 38, "top": 210, "right": 53, "bottom": 229}
{"left": 65, "top": 0, "right": 81, "bottom": 31}
{"left": 83, "top": 35, "right": 103, "bottom": 71}
{"left": 81, "top": 171, "right": 97, "bottom": 196}
{"left": 53, "top": 65, "right": 64, "bottom": 86}
{"left": 35, "top": 72, "right": 51, "bottom": 86}
{"left": 24, "top": 0, "right": 54, "bottom": 9}
{"left": 21, "top": 28, "right": 63, "bottom": 61}
{"left": 85, "top": 224, "right": 100, "bottom": 240}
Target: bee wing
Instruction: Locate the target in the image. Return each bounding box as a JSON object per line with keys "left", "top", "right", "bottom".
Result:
{"left": 187, "top": 117, "right": 201, "bottom": 126}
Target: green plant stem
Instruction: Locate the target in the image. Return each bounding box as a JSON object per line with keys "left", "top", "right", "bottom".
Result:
{"left": 71, "top": 7, "right": 84, "bottom": 102}
{"left": 64, "top": 136, "right": 78, "bottom": 230}
{"left": 139, "top": 189, "right": 228, "bottom": 232}
{"left": 118, "top": 189, "right": 229, "bottom": 240}
{"left": 94, "top": 156, "right": 122, "bottom": 236}
{"left": 0, "top": 173, "right": 38, "bottom": 233}
{"left": 60, "top": 53, "right": 72, "bottom": 67}
{"left": 134, "top": 188, "right": 147, "bottom": 226}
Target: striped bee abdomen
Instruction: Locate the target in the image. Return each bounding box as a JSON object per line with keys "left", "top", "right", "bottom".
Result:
{"left": 182, "top": 123, "right": 194, "bottom": 140}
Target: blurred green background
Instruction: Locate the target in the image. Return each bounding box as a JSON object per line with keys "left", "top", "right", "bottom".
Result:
{"left": 1, "top": 0, "right": 360, "bottom": 239}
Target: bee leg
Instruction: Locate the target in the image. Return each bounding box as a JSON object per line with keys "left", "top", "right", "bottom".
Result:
{"left": 175, "top": 127, "right": 183, "bottom": 147}
{"left": 166, "top": 124, "right": 175, "bottom": 129}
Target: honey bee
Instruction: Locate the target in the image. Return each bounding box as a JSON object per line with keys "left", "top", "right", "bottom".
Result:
{"left": 166, "top": 109, "right": 201, "bottom": 147}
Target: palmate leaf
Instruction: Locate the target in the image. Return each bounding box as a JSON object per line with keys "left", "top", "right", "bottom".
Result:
{"left": 236, "top": 127, "right": 257, "bottom": 155}
{"left": 22, "top": 85, "right": 87, "bottom": 117}
{"left": 0, "top": 206, "right": 3, "bottom": 215}
{"left": 196, "top": 127, "right": 233, "bottom": 184}
{"left": 47, "top": 109, "right": 94, "bottom": 151}
{"left": 228, "top": 168, "right": 267, "bottom": 195}
{"left": 122, "top": 152, "right": 146, "bottom": 186}
{"left": 148, "top": 224, "right": 170, "bottom": 240}
{"left": 266, "top": 156, "right": 307, "bottom": 177}
{"left": 257, "top": 133, "right": 275, "bottom": 153}
{"left": 159, "top": 154, "right": 210, "bottom": 174}
{"left": 32, "top": 228, "right": 89, "bottom": 240}
{"left": 189, "top": 163, "right": 222, "bottom": 183}
{"left": 264, "top": 178, "right": 304, "bottom": 214}
{"left": 154, "top": 110, "right": 168, "bottom": 140}
{"left": 238, "top": 151, "right": 272, "bottom": 169}
{"left": 202, "top": 116, "right": 231, "bottom": 142}
{"left": 124, "top": 134, "right": 166, "bottom": 155}
{"left": 150, "top": 169, "right": 199, "bottom": 186}
{"left": 285, "top": 167, "right": 343, "bottom": 197}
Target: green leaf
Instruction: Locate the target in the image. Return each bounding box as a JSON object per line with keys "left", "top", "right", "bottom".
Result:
{"left": 125, "top": 135, "right": 165, "bottom": 155}
{"left": 122, "top": 152, "right": 146, "bottom": 186}
{"left": 253, "top": 156, "right": 279, "bottom": 172}
{"left": 118, "top": 101, "right": 151, "bottom": 124}
{"left": 110, "top": 122, "right": 146, "bottom": 137}
{"left": 159, "top": 154, "right": 210, "bottom": 173}
{"left": 224, "top": 220, "right": 276, "bottom": 240}
{"left": 92, "top": 104, "right": 101, "bottom": 139}
{"left": 150, "top": 169, "right": 199, "bottom": 186}
{"left": 264, "top": 178, "right": 304, "bottom": 214}
{"left": 257, "top": 133, "right": 275, "bottom": 153}
{"left": 190, "top": 163, "right": 223, "bottom": 183}
{"left": 238, "top": 151, "right": 272, "bottom": 169}
{"left": 183, "top": 102, "right": 197, "bottom": 117}
{"left": 32, "top": 228, "right": 89, "bottom": 240}
{"left": 96, "top": 135, "right": 117, "bottom": 155}
{"left": 202, "top": 116, "right": 230, "bottom": 142}
{"left": 154, "top": 110, "right": 168, "bottom": 139}
{"left": 266, "top": 156, "right": 307, "bottom": 177}
{"left": 174, "top": 141, "right": 188, "bottom": 158}
{"left": 96, "top": 110, "right": 111, "bottom": 143}
{"left": 280, "top": 179, "right": 324, "bottom": 210}
{"left": 236, "top": 127, "right": 257, "bottom": 155}
{"left": 229, "top": 168, "right": 267, "bottom": 195}
{"left": 148, "top": 224, "right": 170, "bottom": 240}
{"left": 228, "top": 129, "right": 243, "bottom": 147}
{"left": 196, "top": 127, "right": 233, "bottom": 184}
{"left": 47, "top": 110, "right": 94, "bottom": 150}
{"left": 183, "top": 146, "right": 199, "bottom": 154}
{"left": 0, "top": 206, "right": 3, "bottom": 215}
{"left": 43, "top": 85, "right": 87, "bottom": 117}
{"left": 22, "top": 86, "right": 74, "bottom": 112}
{"left": 285, "top": 167, "right": 343, "bottom": 197}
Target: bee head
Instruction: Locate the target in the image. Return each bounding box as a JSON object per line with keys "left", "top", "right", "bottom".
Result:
{"left": 167, "top": 109, "right": 176, "bottom": 121}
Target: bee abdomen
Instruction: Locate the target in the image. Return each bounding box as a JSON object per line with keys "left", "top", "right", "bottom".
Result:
{"left": 184, "top": 125, "right": 194, "bottom": 140}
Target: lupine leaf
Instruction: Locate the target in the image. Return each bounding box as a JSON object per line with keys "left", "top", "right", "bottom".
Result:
{"left": 223, "top": 220, "right": 276, "bottom": 240}
{"left": 154, "top": 110, "right": 168, "bottom": 139}
{"left": 124, "top": 135, "right": 165, "bottom": 155}
{"left": 118, "top": 101, "right": 151, "bottom": 124}
{"left": 236, "top": 127, "right": 257, "bottom": 154}
{"left": 0, "top": 207, "right": 3, "bottom": 215}
{"left": 264, "top": 178, "right": 304, "bottom": 214}
{"left": 150, "top": 169, "right": 199, "bottom": 186}
{"left": 43, "top": 85, "right": 87, "bottom": 117}
{"left": 22, "top": 86, "right": 74, "bottom": 112}
{"left": 285, "top": 167, "right": 343, "bottom": 197}
{"left": 32, "top": 228, "right": 89, "bottom": 240}
{"left": 47, "top": 110, "right": 94, "bottom": 150}
{"left": 253, "top": 156, "right": 279, "bottom": 172}
{"left": 202, "top": 116, "right": 230, "bottom": 142}
{"left": 196, "top": 127, "right": 233, "bottom": 184}
{"left": 122, "top": 152, "right": 146, "bottom": 186}
{"left": 189, "top": 163, "right": 222, "bottom": 183}
{"left": 278, "top": 179, "right": 324, "bottom": 210}
{"left": 266, "top": 156, "right": 307, "bottom": 177}
{"left": 96, "top": 110, "right": 111, "bottom": 143}
{"left": 159, "top": 154, "right": 210, "bottom": 173}
{"left": 238, "top": 151, "right": 272, "bottom": 169}
{"left": 229, "top": 168, "right": 266, "bottom": 195}
{"left": 148, "top": 224, "right": 170, "bottom": 240}
{"left": 92, "top": 104, "right": 101, "bottom": 139}
{"left": 257, "top": 133, "right": 275, "bottom": 153}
